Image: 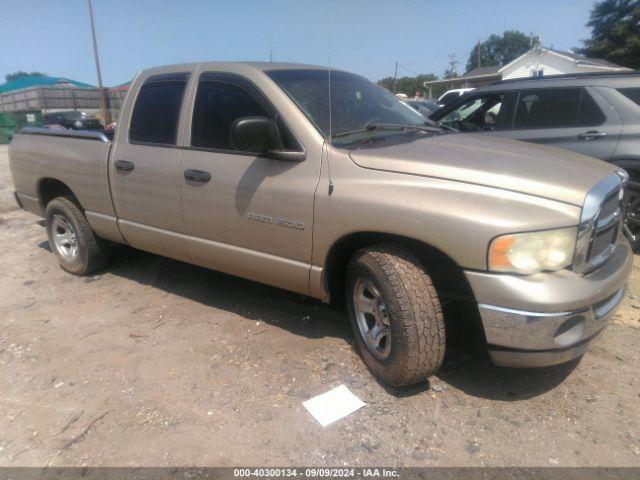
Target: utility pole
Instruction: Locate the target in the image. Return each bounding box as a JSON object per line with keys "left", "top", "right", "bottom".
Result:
{"left": 447, "top": 54, "right": 458, "bottom": 78}
{"left": 447, "top": 54, "right": 458, "bottom": 89}
{"left": 269, "top": 49, "right": 273, "bottom": 62}
{"left": 477, "top": 40, "right": 481, "bottom": 68}
{"left": 87, "top": 0, "right": 109, "bottom": 125}
{"left": 392, "top": 61, "right": 398, "bottom": 93}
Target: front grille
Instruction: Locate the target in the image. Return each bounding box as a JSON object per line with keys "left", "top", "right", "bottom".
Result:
{"left": 590, "top": 224, "right": 617, "bottom": 259}
{"left": 587, "top": 188, "right": 623, "bottom": 264}
{"left": 598, "top": 192, "right": 620, "bottom": 221}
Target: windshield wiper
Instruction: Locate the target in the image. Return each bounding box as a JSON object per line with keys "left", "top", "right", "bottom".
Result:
{"left": 332, "top": 122, "right": 448, "bottom": 139}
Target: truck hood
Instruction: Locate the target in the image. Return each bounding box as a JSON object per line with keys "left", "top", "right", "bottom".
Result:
{"left": 348, "top": 133, "right": 618, "bottom": 206}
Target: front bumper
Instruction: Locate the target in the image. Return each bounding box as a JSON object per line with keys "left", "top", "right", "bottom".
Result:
{"left": 465, "top": 237, "right": 632, "bottom": 368}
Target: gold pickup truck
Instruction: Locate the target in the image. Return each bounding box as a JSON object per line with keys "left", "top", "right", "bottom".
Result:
{"left": 9, "top": 62, "right": 633, "bottom": 386}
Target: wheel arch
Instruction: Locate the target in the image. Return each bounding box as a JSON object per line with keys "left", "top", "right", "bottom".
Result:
{"left": 37, "top": 178, "right": 82, "bottom": 213}
{"left": 323, "top": 231, "right": 474, "bottom": 306}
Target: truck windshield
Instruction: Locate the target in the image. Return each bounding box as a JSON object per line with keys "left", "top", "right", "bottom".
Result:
{"left": 267, "top": 69, "right": 427, "bottom": 144}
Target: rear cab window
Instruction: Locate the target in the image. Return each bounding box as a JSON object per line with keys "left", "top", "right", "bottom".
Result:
{"left": 129, "top": 73, "right": 189, "bottom": 145}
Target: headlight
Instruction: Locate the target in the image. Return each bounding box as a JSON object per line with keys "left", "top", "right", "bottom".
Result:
{"left": 488, "top": 227, "right": 577, "bottom": 275}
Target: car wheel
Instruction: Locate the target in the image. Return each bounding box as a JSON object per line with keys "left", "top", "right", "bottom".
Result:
{"left": 623, "top": 179, "right": 640, "bottom": 251}
{"left": 346, "top": 245, "right": 445, "bottom": 387}
{"left": 45, "top": 196, "right": 109, "bottom": 275}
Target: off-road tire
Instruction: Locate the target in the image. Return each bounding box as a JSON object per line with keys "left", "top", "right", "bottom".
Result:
{"left": 346, "top": 245, "right": 445, "bottom": 386}
{"left": 45, "top": 196, "right": 109, "bottom": 275}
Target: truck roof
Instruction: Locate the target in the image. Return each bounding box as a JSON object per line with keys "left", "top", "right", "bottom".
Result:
{"left": 139, "top": 61, "right": 336, "bottom": 77}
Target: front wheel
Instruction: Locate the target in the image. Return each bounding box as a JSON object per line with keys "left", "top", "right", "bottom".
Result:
{"left": 346, "top": 245, "right": 445, "bottom": 387}
{"left": 45, "top": 196, "right": 109, "bottom": 275}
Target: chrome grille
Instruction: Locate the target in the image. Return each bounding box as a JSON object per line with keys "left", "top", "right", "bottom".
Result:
{"left": 590, "top": 224, "right": 618, "bottom": 260}
{"left": 587, "top": 188, "right": 623, "bottom": 265}
{"left": 598, "top": 192, "right": 620, "bottom": 221}
{"left": 574, "top": 172, "right": 627, "bottom": 274}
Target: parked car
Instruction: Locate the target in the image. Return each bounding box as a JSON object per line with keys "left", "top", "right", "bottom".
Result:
{"left": 437, "top": 88, "right": 474, "bottom": 107}
{"left": 9, "top": 62, "right": 632, "bottom": 386}
{"left": 430, "top": 72, "right": 640, "bottom": 249}
{"left": 405, "top": 99, "right": 441, "bottom": 117}
{"left": 44, "top": 111, "right": 103, "bottom": 130}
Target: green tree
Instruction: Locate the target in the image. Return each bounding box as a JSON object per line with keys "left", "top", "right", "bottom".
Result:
{"left": 443, "top": 69, "right": 459, "bottom": 79}
{"left": 465, "top": 31, "right": 531, "bottom": 73}
{"left": 5, "top": 71, "right": 47, "bottom": 82}
{"left": 377, "top": 74, "right": 437, "bottom": 96}
{"left": 581, "top": 0, "right": 640, "bottom": 69}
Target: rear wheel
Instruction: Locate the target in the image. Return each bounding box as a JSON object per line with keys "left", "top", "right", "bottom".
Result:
{"left": 346, "top": 245, "right": 445, "bottom": 387}
{"left": 45, "top": 196, "right": 109, "bottom": 275}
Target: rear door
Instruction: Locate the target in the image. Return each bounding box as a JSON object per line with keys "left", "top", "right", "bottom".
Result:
{"left": 178, "top": 71, "right": 319, "bottom": 294}
{"left": 109, "top": 72, "right": 192, "bottom": 261}
{"left": 497, "top": 87, "right": 621, "bottom": 160}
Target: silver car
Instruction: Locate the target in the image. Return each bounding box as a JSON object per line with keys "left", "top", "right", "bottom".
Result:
{"left": 430, "top": 72, "right": 640, "bottom": 248}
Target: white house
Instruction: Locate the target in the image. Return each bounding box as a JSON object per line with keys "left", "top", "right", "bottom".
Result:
{"left": 424, "top": 46, "right": 632, "bottom": 94}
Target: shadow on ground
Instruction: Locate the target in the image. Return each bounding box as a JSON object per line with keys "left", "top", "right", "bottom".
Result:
{"left": 43, "top": 239, "right": 578, "bottom": 400}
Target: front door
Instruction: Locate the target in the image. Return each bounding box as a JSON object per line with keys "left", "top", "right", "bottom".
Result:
{"left": 109, "top": 72, "right": 191, "bottom": 262}
{"left": 179, "top": 72, "right": 320, "bottom": 294}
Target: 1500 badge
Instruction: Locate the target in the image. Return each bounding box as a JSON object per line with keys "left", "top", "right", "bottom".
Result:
{"left": 248, "top": 213, "right": 305, "bottom": 230}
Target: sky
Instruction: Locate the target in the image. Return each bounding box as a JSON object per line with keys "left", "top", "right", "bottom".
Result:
{"left": 0, "top": 0, "right": 597, "bottom": 87}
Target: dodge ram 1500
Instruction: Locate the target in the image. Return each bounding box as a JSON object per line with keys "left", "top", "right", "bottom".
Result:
{"left": 9, "top": 62, "right": 632, "bottom": 386}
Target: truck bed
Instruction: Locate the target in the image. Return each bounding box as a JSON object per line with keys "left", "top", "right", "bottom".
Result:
{"left": 9, "top": 127, "right": 118, "bottom": 228}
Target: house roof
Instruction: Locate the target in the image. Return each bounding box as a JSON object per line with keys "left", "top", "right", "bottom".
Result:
{"left": 463, "top": 66, "right": 500, "bottom": 77}
{"left": 498, "top": 47, "right": 629, "bottom": 73}
{"left": 544, "top": 48, "right": 626, "bottom": 68}
{"left": 0, "top": 76, "right": 95, "bottom": 94}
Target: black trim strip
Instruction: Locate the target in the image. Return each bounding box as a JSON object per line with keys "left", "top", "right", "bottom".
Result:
{"left": 18, "top": 127, "right": 110, "bottom": 142}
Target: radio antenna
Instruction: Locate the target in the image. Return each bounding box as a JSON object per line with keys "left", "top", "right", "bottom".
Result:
{"left": 327, "top": 18, "right": 334, "bottom": 195}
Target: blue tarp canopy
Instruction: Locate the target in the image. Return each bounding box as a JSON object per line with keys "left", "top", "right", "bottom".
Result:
{"left": 0, "top": 76, "right": 95, "bottom": 93}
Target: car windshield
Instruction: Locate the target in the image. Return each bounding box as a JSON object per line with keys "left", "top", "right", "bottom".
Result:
{"left": 267, "top": 69, "right": 427, "bottom": 144}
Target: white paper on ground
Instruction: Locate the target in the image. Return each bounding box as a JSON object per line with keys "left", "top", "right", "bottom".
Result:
{"left": 302, "top": 384, "right": 366, "bottom": 427}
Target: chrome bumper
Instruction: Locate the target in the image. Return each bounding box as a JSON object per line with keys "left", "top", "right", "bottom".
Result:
{"left": 479, "top": 288, "right": 623, "bottom": 367}
{"left": 465, "top": 238, "right": 632, "bottom": 368}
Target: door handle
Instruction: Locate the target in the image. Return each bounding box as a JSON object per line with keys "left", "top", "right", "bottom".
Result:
{"left": 115, "top": 159, "right": 135, "bottom": 171}
{"left": 184, "top": 169, "right": 211, "bottom": 183}
{"left": 578, "top": 130, "right": 607, "bottom": 140}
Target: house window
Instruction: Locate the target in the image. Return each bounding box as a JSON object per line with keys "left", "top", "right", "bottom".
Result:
{"left": 530, "top": 68, "right": 545, "bottom": 77}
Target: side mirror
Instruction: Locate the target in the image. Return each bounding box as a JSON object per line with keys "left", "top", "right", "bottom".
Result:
{"left": 230, "top": 116, "right": 306, "bottom": 161}
{"left": 230, "top": 116, "right": 283, "bottom": 154}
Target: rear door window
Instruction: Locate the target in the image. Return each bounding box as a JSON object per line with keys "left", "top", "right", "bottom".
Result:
{"left": 129, "top": 74, "right": 188, "bottom": 145}
{"left": 513, "top": 88, "right": 581, "bottom": 129}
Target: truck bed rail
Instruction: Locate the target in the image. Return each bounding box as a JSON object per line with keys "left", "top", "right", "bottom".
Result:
{"left": 18, "top": 127, "right": 112, "bottom": 143}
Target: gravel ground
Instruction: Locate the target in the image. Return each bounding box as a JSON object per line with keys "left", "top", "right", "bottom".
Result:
{"left": 0, "top": 144, "right": 639, "bottom": 467}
